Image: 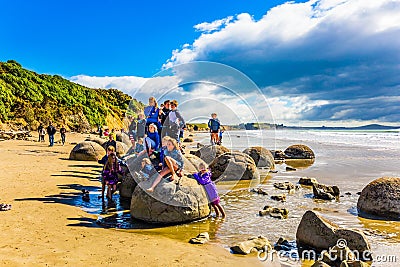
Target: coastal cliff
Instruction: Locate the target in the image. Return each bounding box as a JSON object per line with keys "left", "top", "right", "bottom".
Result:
{"left": 0, "top": 60, "right": 143, "bottom": 131}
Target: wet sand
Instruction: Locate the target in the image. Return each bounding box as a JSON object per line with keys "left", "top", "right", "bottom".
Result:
{"left": 0, "top": 133, "right": 264, "bottom": 267}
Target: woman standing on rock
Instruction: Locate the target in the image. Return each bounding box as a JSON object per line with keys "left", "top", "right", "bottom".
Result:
{"left": 146, "top": 138, "right": 184, "bottom": 192}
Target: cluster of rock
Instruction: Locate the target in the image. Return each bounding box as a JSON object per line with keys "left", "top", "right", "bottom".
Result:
{"left": 0, "top": 130, "right": 32, "bottom": 141}
{"left": 69, "top": 135, "right": 130, "bottom": 161}
{"left": 259, "top": 205, "right": 288, "bottom": 219}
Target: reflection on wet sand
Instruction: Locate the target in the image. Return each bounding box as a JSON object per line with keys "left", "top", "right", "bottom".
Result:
{"left": 358, "top": 216, "right": 400, "bottom": 242}
{"left": 285, "top": 159, "right": 315, "bottom": 169}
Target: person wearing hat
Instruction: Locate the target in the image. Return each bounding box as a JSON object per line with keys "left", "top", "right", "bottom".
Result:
{"left": 162, "top": 100, "right": 186, "bottom": 143}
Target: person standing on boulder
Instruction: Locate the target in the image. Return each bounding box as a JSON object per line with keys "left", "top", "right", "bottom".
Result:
{"left": 192, "top": 162, "right": 226, "bottom": 218}
{"left": 60, "top": 125, "right": 67, "bottom": 146}
{"left": 162, "top": 100, "right": 185, "bottom": 143}
{"left": 160, "top": 100, "right": 171, "bottom": 138}
{"left": 46, "top": 122, "right": 56, "bottom": 147}
{"left": 104, "top": 134, "right": 117, "bottom": 152}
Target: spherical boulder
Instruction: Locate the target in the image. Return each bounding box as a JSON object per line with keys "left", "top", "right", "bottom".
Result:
{"left": 296, "top": 210, "right": 371, "bottom": 259}
{"left": 242, "top": 146, "right": 275, "bottom": 169}
{"left": 85, "top": 136, "right": 107, "bottom": 146}
{"left": 284, "top": 144, "right": 315, "bottom": 159}
{"left": 194, "top": 145, "right": 230, "bottom": 164}
{"left": 357, "top": 177, "right": 400, "bottom": 220}
{"left": 183, "top": 154, "right": 208, "bottom": 173}
{"left": 102, "top": 141, "right": 129, "bottom": 158}
{"left": 209, "top": 151, "right": 260, "bottom": 181}
{"left": 116, "top": 132, "right": 132, "bottom": 147}
{"left": 69, "top": 141, "right": 105, "bottom": 161}
{"left": 130, "top": 176, "right": 211, "bottom": 224}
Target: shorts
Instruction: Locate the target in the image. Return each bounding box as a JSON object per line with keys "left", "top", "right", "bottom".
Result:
{"left": 211, "top": 130, "right": 219, "bottom": 134}
{"left": 211, "top": 198, "right": 220, "bottom": 205}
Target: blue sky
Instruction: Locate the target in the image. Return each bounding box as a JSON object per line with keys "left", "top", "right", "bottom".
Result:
{"left": 1, "top": 0, "right": 400, "bottom": 126}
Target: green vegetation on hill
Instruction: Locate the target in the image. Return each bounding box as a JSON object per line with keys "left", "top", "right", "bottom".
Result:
{"left": 0, "top": 60, "right": 143, "bottom": 131}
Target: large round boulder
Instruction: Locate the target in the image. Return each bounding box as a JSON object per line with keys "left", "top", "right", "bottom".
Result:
{"left": 69, "top": 141, "right": 105, "bottom": 161}
{"left": 209, "top": 151, "right": 260, "bottom": 181}
{"left": 85, "top": 136, "right": 107, "bottom": 146}
{"left": 130, "top": 176, "right": 211, "bottom": 224}
{"left": 296, "top": 211, "right": 371, "bottom": 260}
{"left": 116, "top": 132, "right": 132, "bottom": 147}
{"left": 194, "top": 145, "right": 230, "bottom": 164}
{"left": 183, "top": 154, "right": 208, "bottom": 173}
{"left": 242, "top": 146, "right": 275, "bottom": 169}
{"left": 118, "top": 166, "right": 139, "bottom": 199}
{"left": 284, "top": 144, "right": 315, "bottom": 159}
{"left": 102, "top": 141, "right": 129, "bottom": 158}
{"left": 357, "top": 177, "right": 400, "bottom": 220}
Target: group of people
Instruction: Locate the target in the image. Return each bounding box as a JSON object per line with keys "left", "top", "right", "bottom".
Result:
{"left": 98, "top": 96, "right": 225, "bottom": 217}
{"left": 37, "top": 123, "right": 67, "bottom": 146}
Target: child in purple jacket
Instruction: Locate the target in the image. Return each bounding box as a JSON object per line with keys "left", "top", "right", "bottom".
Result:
{"left": 101, "top": 152, "right": 123, "bottom": 202}
{"left": 192, "top": 163, "right": 226, "bottom": 218}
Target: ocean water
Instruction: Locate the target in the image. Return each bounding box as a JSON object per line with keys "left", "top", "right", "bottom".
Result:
{"left": 191, "top": 129, "right": 400, "bottom": 265}
{"left": 92, "top": 129, "right": 400, "bottom": 266}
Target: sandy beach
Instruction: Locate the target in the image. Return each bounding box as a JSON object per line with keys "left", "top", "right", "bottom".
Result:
{"left": 0, "top": 132, "right": 263, "bottom": 267}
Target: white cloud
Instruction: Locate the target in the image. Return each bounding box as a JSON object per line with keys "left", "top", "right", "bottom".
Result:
{"left": 162, "top": 0, "right": 400, "bottom": 124}
{"left": 194, "top": 16, "right": 234, "bottom": 33}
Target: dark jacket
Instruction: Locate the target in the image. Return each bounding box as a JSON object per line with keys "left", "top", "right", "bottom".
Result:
{"left": 47, "top": 125, "right": 56, "bottom": 135}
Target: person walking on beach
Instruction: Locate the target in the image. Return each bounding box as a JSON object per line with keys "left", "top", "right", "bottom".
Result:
{"left": 46, "top": 122, "right": 56, "bottom": 147}
{"left": 208, "top": 113, "right": 221, "bottom": 145}
{"left": 147, "top": 138, "right": 184, "bottom": 192}
{"left": 60, "top": 125, "right": 67, "bottom": 146}
{"left": 38, "top": 124, "right": 44, "bottom": 142}
{"left": 192, "top": 162, "right": 225, "bottom": 218}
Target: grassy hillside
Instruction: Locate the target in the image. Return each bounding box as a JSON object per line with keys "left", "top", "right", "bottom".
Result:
{"left": 0, "top": 60, "right": 143, "bottom": 131}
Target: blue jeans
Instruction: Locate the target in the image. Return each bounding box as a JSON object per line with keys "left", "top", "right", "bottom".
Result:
{"left": 49, "top": 135, "right": 54, "bottom": 146}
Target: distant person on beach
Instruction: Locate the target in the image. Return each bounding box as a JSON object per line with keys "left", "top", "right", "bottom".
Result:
{"left": 208, "top": 113, "right": 221, "bottom": 145}
{"left": 144, "top": 96, "right": 161, "bottom": 133}
{"left": 162, "top": 100, "right": 185, "bottom": 143}
{"left": 192, "top": 162, "right": 226, "bottom": 218}
{"left": 98, "top": 127, "right": 103, "bottom": 138}
{"left": 217, "top": 127, "right": 224, "bottom": 145}
{"left": 46, "top": 122, "right": 56, "bottom": 147}
{"left": 147, "top": 138, "right": 184, "bottom": 192}
{"left": 38, "top": 124, "right": 44, "bottom": 142}
{"left": 104, "top": 134, "right": 117, "bottom": 152}
{"left": 101, "top": 152, "right": 122, "bottom": 202}
{"left": 103, "top": 128, "right": 109, "bottom": 137}
{"left": 60, "top": 126, "right": 66, "bottom": 146}
{"left": 38, "top": 124, "right": 46, "bottom": 142}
